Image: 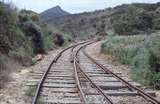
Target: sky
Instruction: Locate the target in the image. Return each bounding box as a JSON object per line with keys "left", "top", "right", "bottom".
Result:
{"left": 2, "top": 0, "right": 160, "bottom": 13}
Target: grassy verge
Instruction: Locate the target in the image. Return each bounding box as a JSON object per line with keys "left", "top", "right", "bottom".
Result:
{"left": 101, "top": 32, "right": 160, "bottom": 89}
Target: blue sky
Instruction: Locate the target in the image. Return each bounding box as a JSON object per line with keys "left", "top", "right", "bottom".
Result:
{"left": 3, "top": 0, "right": 160, "bottom": 13}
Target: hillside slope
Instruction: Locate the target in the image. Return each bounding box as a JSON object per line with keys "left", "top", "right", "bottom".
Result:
{"left": 42, "top": 2, "right": 160, "bottom": 39}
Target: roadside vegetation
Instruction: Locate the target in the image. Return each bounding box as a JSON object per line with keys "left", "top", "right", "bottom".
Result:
{"left": 110, "top": 4, "right": 160, "bottom": 35}
{"left": 101, "top": 2, "right": 160, "bottom": 89}
{"left": 102, "top": 33, "right": 160, "bottom": 89}
{"left": 0, "top": 2, "right": 71, "bottom": 88}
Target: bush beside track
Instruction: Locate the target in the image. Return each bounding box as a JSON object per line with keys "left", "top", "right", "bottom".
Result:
{"left": 101, "top": 32, "right": 160, "bottom": 89}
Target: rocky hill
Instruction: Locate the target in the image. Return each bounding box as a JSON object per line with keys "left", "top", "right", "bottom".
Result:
{"left": 40, "top": 6, "right": 70, "bottom": 23}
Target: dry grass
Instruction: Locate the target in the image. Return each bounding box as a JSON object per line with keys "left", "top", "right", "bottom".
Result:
{"left": 0, "top": 56, "right": 20, "bottom": 89}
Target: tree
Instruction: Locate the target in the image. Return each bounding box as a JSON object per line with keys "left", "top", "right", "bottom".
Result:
{"left": 111, "top": 7, "right": 154, "bottom": 35}
{"left": 31, "top": 14, "right": 39, "bottom": 22}
{"left": 23, "top": 22, "right": 45, "bottom": 54}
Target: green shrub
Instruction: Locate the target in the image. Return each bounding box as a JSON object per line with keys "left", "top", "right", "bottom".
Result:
{"left": 43, "top": 36, "right": 55, "bottom": 50}
{"left": 102, "top": 33, "right": 160, "bottom": 89}
{"left": 118, "top": 45, "right": 139, "bottom": 64}
{"left": 9, "top": 47, "right": 33, "bottom": 66}
{"left": 132, "top": 48, "right": 150, "bottom": 70}
{"left": 52, "top": 33, "right": 65, "bottom": 46}
{"left": 62, "top": 33, "right": 72, "bottom": 46}
{"left": 153, "top": 18, "right": 160, "bottom": 30}
{"left": 110, "top": 6, "right": 157, "bottom": 35}
{"left": 102, "top": 36, "right": 143, "bottom": 64}
{"left": 0, "top": 53, "right": 8, "bottom": 69}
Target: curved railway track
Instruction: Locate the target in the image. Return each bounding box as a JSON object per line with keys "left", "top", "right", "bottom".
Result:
{"left": 28, "top": 41, "right": 160, "bottom": 104}
{"left": 31, "top": 41, "right": 88, "bottom": 104}
{"left": 72, "top": 41, "right": 114, "bottom": 104}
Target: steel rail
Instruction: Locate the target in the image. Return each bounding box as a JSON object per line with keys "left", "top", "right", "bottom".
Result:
{"left": 75, "top": 60, "right": 114, "bottom": 104}
{"left": 71, "top": 42, "right": 90, "bottom": 104}
{"left": 73, "top": 41, "right": 114, "bottom": 104}
{"left": 73, "top": 58, "right": 88, "bottom": 104}
{"left": 70, "top": 41, "right": 90, "bottom": 63}
{"left": 82, "top": 45, "right": 160, "bottom": 104}
{"left": 32, "top": 42, "right": 87, "bottom": 104}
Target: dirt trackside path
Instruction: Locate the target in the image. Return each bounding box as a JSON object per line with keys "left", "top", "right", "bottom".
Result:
{"left": 0, "top": 49, "right": 61, "bottom": 104}
{"left": 0, "top": 68, "right": 31, "bottom": 104}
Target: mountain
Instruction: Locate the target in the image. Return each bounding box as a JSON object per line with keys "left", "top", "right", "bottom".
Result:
{"left": 40, "top": 6, "right": 70, "bottom": 22}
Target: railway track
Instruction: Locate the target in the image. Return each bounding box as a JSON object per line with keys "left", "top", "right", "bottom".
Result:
{"left": 78, "top": 42, "right": 160, "bottom": 104}
{"left": 28, "top": 42, "right": 88, "bottom": 104}
{"left": 73, "top": 42, "right": 114, "bottom": 104}
{"left": 27, "top": 41, "right": 160, "bottom": 104}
